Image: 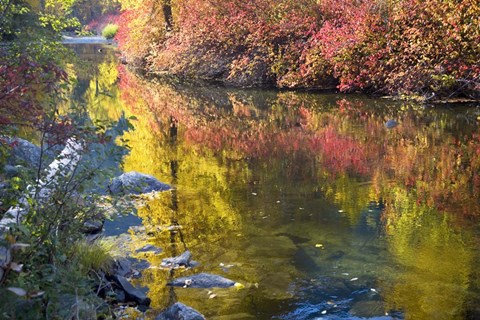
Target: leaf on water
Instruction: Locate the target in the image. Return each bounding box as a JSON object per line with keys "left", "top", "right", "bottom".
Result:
{"left": 350, "top": 277, "right": 358, "bottom": 281}
{"left": 7, "top": 287, "right": 27, "bottom": 296}
{"left": 321, "top": 310, "right": 327, "bottom": 314}
{"left": 10, "top": 262, "right": 23, "bottom": 272}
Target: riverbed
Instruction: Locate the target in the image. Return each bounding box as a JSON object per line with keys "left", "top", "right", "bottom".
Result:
{"left": 66, "top": 43, "right": 480, "bottom": 320}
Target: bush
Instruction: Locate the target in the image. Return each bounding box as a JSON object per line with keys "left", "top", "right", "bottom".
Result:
{"left": 72, "top": 240, "right": 115, "bottom": 274}
{"left": 102, "top": 24, "right": 119, "bottom": 39}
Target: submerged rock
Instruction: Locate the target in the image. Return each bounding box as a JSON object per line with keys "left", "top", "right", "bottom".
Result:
{"left": 155, "top": 302, "right": 205, "bottom": 320}
{"left": 167, "top": 273, "right": 236, "bottom": 288}
{"left": 136, "top": 244, "right": 162, "bottom": 255}
{"left": 161, "top": 250, "right": 197, "bottom": 269}
{"left": 385, "top": 119, "right": 399, "bottom": 129}
{"left": 108, "top": 171, "right": 171, "bottom": 195}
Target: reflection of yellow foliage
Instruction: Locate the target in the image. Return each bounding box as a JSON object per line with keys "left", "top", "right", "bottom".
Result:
{"left": 321, "top": 174, "right": 375, "bottom": 223}
{"left": 384, "top": 188, "right": 473, "bottom": 319}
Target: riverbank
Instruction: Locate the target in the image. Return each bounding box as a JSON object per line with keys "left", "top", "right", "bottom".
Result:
{"left": 115, "top": 0, "right": 479, "bottom": 103}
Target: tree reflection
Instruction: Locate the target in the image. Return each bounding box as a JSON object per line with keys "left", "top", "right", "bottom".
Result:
{"left": 77, "top": 47, "right": 480, "bottom": 318}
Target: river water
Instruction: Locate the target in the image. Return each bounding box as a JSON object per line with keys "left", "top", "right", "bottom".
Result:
{"left": 66, "top": 43, "right": 480, "bottom": 319}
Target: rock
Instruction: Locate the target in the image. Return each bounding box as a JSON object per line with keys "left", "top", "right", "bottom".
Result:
{"left": 0, "top": 246, "right": 11, "bottom": 281}
{"left": 4, "top": 137, "right": 41, "bottom": 168}
{"left": 113, "top": 275, "right": 151, "bottom": 306}
{"left": 167, "top": 273, "right": 236, "bottom": 288}
{"left": 108, "top": 171, "right": 171, "bottom": 195}
{"left": 85, "top": 232, "right": 102, "bottom": 243}
{"left": 114, "top": 257, "right": 134, "bottom": 278}
{"left": 114, "top": 289, "right": 126, "bottom": 303}
{"left": 136, "top": 244, "right": 162, "bottom": 254}
{"left": 155, "top": 302, "right": 205, "bottom": 320}
{"left": 82, "top": 220, "right": 104, "bottom": 234}
{"left": 4, "top": 165, "right": 22, "bottom": 178}
{"left": 161, "top": 250, "right": 195, "bottom": 269}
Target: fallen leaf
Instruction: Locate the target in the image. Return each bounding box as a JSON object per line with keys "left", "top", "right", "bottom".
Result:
{"left": 29, "top": 291, "right": 45, "bottom": 298}
{"left": 208, "top": 293, "right": 217, "bottom": 299}
{"left": 11, "top": 243, "right": 30, "bottom": 251}
{"left": 350, "top": 277, "right": 358, "bottom": 281}
{"left": 10, "top": 262, "right": 23, "bottom": 272}
{"left": 315, "top": 244, "right": 323, "bottom": 248}
{"left": 183, "top": 279, "right": 193, "bottom": 287}
{"left": 7, "top": 287, "right": 27, "bottom": 297}
{"left": 234, "top": 282, "right": 244, "bottom": 289}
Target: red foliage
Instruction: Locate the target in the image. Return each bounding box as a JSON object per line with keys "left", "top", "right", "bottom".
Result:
{"left": 86, "top": 13, "right": 120, "bottom": 34}
{"left": 117, "top": 0, "right": 479, "bottom": 97}
{"left": 0, "top": 54, "right": 68, "bottom": 126}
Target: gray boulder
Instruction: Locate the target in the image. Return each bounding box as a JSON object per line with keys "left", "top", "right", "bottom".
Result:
{"left": 82, "top": 220, "right": 104, "bottom": 234}
{"left": 114, "top": 257, "right": 134, "bottom": 278}
{"left": 113, "top": 275, "right": 150, "bottom": 306}
{"left": 3, "top": 137, "right": 41, "bottom": 168}
{"left": 108, "top": 171, "right": 171, "bottom": 195}
{"left": 167, "top": 273, "right": 236, "bottom": 288}
{"left": 155, "top": 302, "right": 205, "bottom": 320}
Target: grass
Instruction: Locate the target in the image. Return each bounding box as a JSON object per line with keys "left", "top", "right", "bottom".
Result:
{"left": 102, "top": 24, "right": 119, "bottom": 39}
{"left": 72, "top": 239, "right": 115, "bottom": 274}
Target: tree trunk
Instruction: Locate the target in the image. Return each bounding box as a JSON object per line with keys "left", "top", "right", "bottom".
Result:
{"left": 162, "top": 0, "right": 173, "bottom": 31}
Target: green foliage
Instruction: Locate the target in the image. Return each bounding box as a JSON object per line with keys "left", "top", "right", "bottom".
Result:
{"left": 0, "top": 107, "right": 132, "bottom": 318}
{"left": 102, "top": 23, "right": 118, "bottom": 39}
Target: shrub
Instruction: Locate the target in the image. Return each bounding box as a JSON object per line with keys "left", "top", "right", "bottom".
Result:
{"left": 102, "top": 23, "right": 119, "bottom": 39}
{"left": 72, "top": 240, "right": 115, "bottom": 274}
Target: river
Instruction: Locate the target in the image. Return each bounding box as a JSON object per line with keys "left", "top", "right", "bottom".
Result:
{"left": 65, "top": 43, "right": 480, "bottom": 320}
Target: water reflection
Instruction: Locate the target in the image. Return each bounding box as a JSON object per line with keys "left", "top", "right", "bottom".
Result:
{"left": 67, "top": 44, "right": 480, "bottom": 319}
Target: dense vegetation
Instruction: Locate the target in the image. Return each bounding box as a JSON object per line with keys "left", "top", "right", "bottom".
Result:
{"left": 0, "top": 1, "right": 131, "bottom": 318}
{"left": 115, "top": 0, "right": 480, "bottom": 100}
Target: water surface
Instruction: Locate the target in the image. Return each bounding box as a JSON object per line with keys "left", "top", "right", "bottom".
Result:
{"left": 67, "top": 43, "right": 480, "bottom": 320}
